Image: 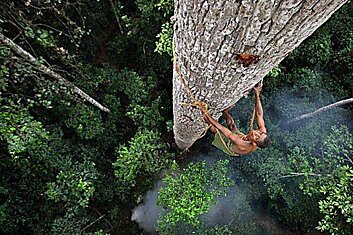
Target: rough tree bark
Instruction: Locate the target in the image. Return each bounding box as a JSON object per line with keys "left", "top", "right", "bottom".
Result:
{"left": 173, "top": 0, "right": 347, "bottom": 150}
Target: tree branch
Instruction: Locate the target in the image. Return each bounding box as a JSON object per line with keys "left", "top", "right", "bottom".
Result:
{"left": 279, "top": 172, "right": 323, "bottom": 179}
{"left": 0, "top": 32, "right": 110, "bottom": 113}
{"left": 80, "top": 214, "right": 105, "bottom": 233}
{"left": 287, "top": 98, "right": 353, "bottom": 124}
{"left": 109, "top": 0, "right": 124, "bottom": 35}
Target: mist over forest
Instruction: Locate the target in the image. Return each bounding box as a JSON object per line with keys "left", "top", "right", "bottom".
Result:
{"left": 0, "top": 0, "right": 352, "bottom": 235}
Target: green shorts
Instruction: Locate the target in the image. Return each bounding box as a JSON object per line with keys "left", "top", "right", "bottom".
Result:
{"left": 212, "top": 130, "right": 240, "bottom": 156}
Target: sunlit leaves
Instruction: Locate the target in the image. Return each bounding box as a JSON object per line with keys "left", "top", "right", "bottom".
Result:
{"left": 113, "top": 130, "right": 173, "bottom": 188}
{"left": 46, "top": 160, "right": 97, "bottom": 208}
{"left": 0, "top": 106, "right": 49, "bottom": 157}
{"left": 155, "top": 22, "right": 173, "bottom": 56}
{"left": 317, "top": 166, "right": 353, "bottom": 234}
{"left": 157, "top": 160, "right": 234, "bottom": 231}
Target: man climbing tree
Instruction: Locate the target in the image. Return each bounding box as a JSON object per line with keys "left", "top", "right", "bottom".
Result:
{"left": 173, "top": 0, "right": 348, "bottom": 150}
{"left": 202, "top": 82, "right": 270, "bottom": 156}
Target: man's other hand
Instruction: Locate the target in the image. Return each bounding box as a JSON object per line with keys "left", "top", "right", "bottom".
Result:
{"left": 254, "top": 82, "right": 262, "bottom": 94}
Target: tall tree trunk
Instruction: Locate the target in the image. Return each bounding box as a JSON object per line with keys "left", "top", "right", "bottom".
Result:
{"left": 173, "top": 0, "right": 347, "bottom": 150}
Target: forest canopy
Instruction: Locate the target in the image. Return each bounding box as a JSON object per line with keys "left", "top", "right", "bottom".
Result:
{"left": 0, "top": 0, "right": 352, "bottom": 234}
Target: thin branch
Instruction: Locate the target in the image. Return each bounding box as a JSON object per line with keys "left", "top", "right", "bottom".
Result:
{"left": 109, "top": 0, "right": 124, "bottom": 34}
{"left": 72, "top": 4, "right": 86, "bottom": 30}
{"left": 12, "top": 31, "right": 23, "bottom": 41}
{"left": 287, "top": 98, "right": 353, "bottom": 124}
{"left": 89, "top": 206, "right": 114, "bottom": 230}
{"left": 279, "top": 172, "right": 323, "bottom": 179}
{"left": 5, "top": 11, "right": 39, "bottom": 58}
{"left": 0, "top": 32, "right": 110, "bottom": 113}
{"left": 81, "top": 214, "right": 105, "bottom": 233}
{"left": 345, "top": 155, "right": 353, "bottom": 165}
{"left": 53, "top": 13, "right": 77, "bottom": 44}
{"left": 34, "top": 23, "right": 68, "bottom": 36}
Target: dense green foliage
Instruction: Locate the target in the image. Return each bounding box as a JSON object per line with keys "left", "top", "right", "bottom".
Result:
{"left": 228, "top": 4, "right": 353, "bottom": 233}
{"left": 0, "top": 0, "right": 352, "bottom": 234}
{"left": 113, "top": 129, "right": 172, "bottom": 189}
{"left": 0, "top": 0, "right": 173, "bottom": 233}
{"left": 157, "top": 160, "right": 233, "bottom": 232}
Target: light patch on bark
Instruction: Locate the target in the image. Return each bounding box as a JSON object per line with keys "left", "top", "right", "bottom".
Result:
{"left": 173, "top": 0, "right": 347, "bottom": 150}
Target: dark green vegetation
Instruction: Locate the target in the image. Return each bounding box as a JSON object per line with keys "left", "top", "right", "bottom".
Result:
{"left": 227, "top": 4, "right": 353, "bottom": 234}
{"left": 0, "top": 0, "right": 173, "bottom": 234}
{"left": 0, "top": 1, "right": 352, "bottom": 235}
{"left": 157, "top": 160, "right": 234, "bottom": 233}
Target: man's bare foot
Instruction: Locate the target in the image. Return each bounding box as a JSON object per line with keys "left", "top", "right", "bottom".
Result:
{"left": 221, "top": 113, "right": 235, "bottom": 131}
{"left": 227, "top": 119, "right": 236, "bottom": 131}
{"left": 209, "top": 125, "right": 217, "bottom": 134}
{"left": 254, "top": 81, "right": 263, "bottom": 94}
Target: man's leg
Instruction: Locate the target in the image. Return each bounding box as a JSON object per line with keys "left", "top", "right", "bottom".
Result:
{"left": 222, "top": 106, "right": 236, "bottom": 131}
{"left": 209, "top": 125, "right": 217, "bottom": 133}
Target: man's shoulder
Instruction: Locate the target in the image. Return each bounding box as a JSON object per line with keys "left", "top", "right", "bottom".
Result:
{"left": 229, "top": 134, "right": 251, "bottom": 146}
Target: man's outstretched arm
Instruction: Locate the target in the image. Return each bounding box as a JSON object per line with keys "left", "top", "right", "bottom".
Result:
{"left": 254, "top": 85, "right": 266, "bottom": 133}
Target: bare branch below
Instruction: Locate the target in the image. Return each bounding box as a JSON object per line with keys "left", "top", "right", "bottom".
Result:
{"left": 109, "top": 0, "right": 124, "bottom": 35}
{"left": 279, "top": 172, "right": 323, "bottom": 179}
{"left": 287, "top": 98, "right": 353, "bottom": 124}
{"left": 0, "top": 32, "right": 111, "bottom": 113}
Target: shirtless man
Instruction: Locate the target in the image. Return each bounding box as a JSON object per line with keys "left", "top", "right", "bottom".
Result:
{"left": 201, "top": 83, "right": 270, "bottom": 156}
